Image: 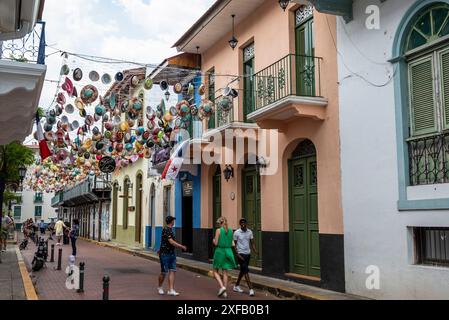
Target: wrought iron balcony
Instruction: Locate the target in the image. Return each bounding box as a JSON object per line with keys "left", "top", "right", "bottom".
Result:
{"left": 247, "top": 54, "right": 327, "bottom": 130}
{"left": 0, "top": 21, "right": 46, "bottom": 65}
{"left": 253, "top": 54, "right": 322, "bottom": 111}
{"left": 408, "top": 132, "right": 449, "bottom": 186}
{"left": 52, "top": 175, "right": 111, "bottom": 207}
{"left": 51, "top": 191, "right": 64, "bottom": 207}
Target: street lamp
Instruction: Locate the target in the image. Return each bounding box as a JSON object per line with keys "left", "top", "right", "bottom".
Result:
{"left": 18, "top": 165, "right": 27, "bottom": 184}
{"left": 255, "top": 157, "right": 268, "bottom": 174}
{"left": 279, "top": 0, "right": 290, "bottom": 11}
{"left": 229, "top": 15, "right": 238, "bottom": 50}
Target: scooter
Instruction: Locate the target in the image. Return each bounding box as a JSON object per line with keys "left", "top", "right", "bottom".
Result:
{"left": 31, "top": 238, "right": 48, "bottom": 271}
{"left": 19, "top": 237, "right": 28, "bottom": 250}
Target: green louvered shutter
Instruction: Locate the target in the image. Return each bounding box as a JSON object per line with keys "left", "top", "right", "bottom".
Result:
{"left": 409, "top": 55, "right": 437, "bottom": 136}
{"left": 440, "top": 49, "right": 449, "bottom": 130}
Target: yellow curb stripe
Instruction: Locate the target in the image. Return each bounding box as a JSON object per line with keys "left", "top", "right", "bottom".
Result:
{"left": 15, "top": 248, "right": 39, "bottom": 300}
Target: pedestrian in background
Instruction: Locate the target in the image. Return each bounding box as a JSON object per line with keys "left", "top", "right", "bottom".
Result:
{"left": 54, "top": 218, "right": 67, "bottom": 246}
{"left": 233, "top": 218, "right": 257, "bottom": 297}
{"left": 69, "top": 219, "right": 79, "bottom": 257}
{"left": 39, "top": 219, "right": 46, "bottom": 236}
{"left": 157, "top": 216, "right": 187, "bottom": 297}
{"left": 212, "top": 216, "right": 238, "bottom": 298}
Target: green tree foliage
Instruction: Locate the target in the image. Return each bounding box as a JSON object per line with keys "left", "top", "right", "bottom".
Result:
{"left": 0, "top": 142, "right": 35, "bottom": 224}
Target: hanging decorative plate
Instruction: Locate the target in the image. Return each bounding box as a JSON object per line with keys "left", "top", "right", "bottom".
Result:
{"left": 65, "top": 104, "right": 74, "bottom": 114}
{"left": 160, "top": 80, "right": 169, "bottom": 91}
{"left": 131, "top": 75, "right": 140, "bottom": 87}
{"left": 89, "top": 71, "right": 100, "bottom": 82}
{"left": 102, "top": 73, "right": 112, "bottom": 85}
{"left": 115, "top": 72, "right": 124, "bottom": 82}
{"left": 57, "top": 92, "right": 66, "bottom": 105}
{"left": 199, "top": 99, "right": 214, "bottom": 118}
{"left": 62, "top": 77, "right": 74, "bottom": 97}
{"left": 187, "top": 83, "right": 195, "bottom": 96}
{"left": 110, "top": 92, "right": 117, "bottom": 108}
{"left": 173, "top": 83, "right": 183, "bottom": 94}
{"left": 60, "top": 65, "right": 70, "bottom": 76}
{"left": 73, "top": 68, "right": 83, "bottom": 81}
{"left": 144, "top": 77, "right": 153, "bottom": 90}
{"left": 198, "top": 84, "right": 206, "bottom": 96}
{"left": 190, "top": 105, "right": 199, "bottom": 117}
{"left": 80, "top": 85, "right": 99, "bottom": 105}
{"left": 218, "top": 96, "right": 233, "bottom": 112}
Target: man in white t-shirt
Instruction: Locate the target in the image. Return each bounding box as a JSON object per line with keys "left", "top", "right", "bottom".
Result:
{"left": 54, "top": 219, "right": 67, "bottom": 246}
{"left": 233, "top": 218, "right": 258, "bottom": 297}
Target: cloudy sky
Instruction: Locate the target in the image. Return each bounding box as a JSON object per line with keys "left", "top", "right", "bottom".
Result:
{"left": 38, "top": 0, "right": 215, "bottom": 117}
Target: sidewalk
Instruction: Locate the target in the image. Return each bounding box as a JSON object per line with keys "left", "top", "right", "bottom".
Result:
{"left": 0, "top": 245, "right": 36, "bottom": 300}
{"left": 82, "top": 238, "right": 365, "bottom": 300}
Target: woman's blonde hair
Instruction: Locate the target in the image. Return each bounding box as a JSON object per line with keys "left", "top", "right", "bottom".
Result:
{"left": 216, "top": 217, "right": 228, "bottom": 229}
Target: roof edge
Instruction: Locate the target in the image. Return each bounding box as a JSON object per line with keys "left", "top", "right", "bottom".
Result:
{"left": 172, "top": 0, "right": 231, "bottom": 51}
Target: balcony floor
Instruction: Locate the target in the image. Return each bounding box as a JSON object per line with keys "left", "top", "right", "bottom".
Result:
{"left": 0, "top": 60, "right": 46, "bottom": 144}
{"left": 247, "top": 95, "right": 328, "bottom": 131}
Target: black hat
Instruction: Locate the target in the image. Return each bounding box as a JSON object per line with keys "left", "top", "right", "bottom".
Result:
{"left": 166, "top": 216, "right": 176, "bottom": 225}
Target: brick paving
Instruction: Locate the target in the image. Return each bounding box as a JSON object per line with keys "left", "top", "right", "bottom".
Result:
{"left": 20, "top": 234, "right": 278, "bottom": 300}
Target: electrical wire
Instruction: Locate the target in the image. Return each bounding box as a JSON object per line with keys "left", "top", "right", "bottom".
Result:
{"left": 326, "top": 15, "right": 398, "bottom": 88}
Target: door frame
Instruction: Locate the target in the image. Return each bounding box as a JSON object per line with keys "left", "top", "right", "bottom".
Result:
{"left": 288, "top": 140, "right": 320, "bottom": 277}
{"left": 135, "top": 174, "right": 143, "bottom": 243}
{"left": 295, "top": 12, "right": 315, "bottom": 96}
{"left": 241, "top": 164, "right": 262, "bottom": 268}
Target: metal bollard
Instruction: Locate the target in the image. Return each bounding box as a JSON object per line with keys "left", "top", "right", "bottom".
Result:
{"left": 102, "top": 275, "right": 110, "bottom": 300}
{"left": 57, "top": 248, "right": 62, "bottom": 270}
{"left": 50, "top": 244, "right": 55, "bottom": 262}
{"left": 77, "top": 262, "right": 85, "bottom": 293}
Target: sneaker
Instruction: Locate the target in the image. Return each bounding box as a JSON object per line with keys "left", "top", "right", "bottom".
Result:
{"left": 217, "top": 287, "right": 227, "bottom": 297}
{"left": 158, "top": 288, "right": 165, "bottom": 295}
{"left": 249, "top": 289, "right": 255, "bottom": 297}
{"left": 233, "top": 286, "right": 244, "bottom": 293}
{"left": 167, "top": 290, "right": 180, "bottom": 296}
{"left": 223, "top": 292, "right": 228, "bottom": 299}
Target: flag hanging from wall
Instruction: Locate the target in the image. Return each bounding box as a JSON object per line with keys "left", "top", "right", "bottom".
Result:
{"left": 36, "top": 113, "right": 52, "bottom": 160}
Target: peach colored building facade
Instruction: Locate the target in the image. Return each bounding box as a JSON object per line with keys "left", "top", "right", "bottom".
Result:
{"left": 174, "top": 0, "right": 344, "bottom": 292}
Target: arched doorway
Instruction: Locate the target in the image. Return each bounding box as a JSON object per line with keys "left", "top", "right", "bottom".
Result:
{"left": 135, "top": 174, "right": 143, "bottom": 243}
{"left": 149, "top": 183, "right": 156, "bottom": 248}
{"left": 288, "top": 139, "right": 320, "bottom": 277}
{"left": 112, "top": 183, "right": 118, "bottom": 239}
{"left": 123, "top": 177, "right": 130, "bottom": 229}
{"left": 242, "top": 163, "right": 262, "bottom": 268}
{"left": 212, "top": 166, "right": 222, "bottom": 228}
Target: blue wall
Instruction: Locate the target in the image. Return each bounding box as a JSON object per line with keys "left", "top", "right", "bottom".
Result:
{"left": 174, "top": 168, "right": 202, "bottom": 229}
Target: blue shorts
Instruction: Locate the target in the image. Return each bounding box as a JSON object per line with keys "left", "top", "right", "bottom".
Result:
{"left": 160, "top": 253, "right": 177, "bottom": 273}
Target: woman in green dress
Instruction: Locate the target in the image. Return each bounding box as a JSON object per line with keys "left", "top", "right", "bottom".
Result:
{"left": 212, "top": 216, "right": 238, "bottom": 298}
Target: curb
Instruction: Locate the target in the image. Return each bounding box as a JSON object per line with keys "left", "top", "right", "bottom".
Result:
{"left": 15, "top": 247, "right": 39, "bottom": 300}
{"left": 80, "top": 238, "right": 345, "bottom": 300}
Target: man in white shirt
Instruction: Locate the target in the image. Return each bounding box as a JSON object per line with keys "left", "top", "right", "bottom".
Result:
{"left": 54, "top": 219, "right": 67, "bottom": 246}
{"left": 233, "top": 218, "right": 258, "bottom": 296}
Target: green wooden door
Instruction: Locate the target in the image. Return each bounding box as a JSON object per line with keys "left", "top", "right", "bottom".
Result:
{"left": 243, "top": 56, "right": 255, "bottom": 122}
{"left": 242, "top": 167, "right": 262, "bottom": 268}
{"left": 212, "top": 169, "right": 221, "bottom": 228}
{"left": 289, "top": 156, "right": 320, "bottom": 277}
{"left": 296, "top": 17, "right": 315, "bottom": 96}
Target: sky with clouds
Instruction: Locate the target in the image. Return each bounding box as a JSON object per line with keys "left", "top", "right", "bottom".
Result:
{"left": 39, "top": 0, "right": 215, "bottom": 112}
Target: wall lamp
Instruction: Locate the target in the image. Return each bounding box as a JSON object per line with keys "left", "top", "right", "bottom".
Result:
{"left": 279, "top": 0, "right": 290, "bottom": 11}
{"left": 223, "top": 165, "right": 234, "bottom": 182}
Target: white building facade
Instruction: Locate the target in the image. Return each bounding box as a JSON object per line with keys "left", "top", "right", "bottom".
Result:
{"left": 13, "top": 145, "right": 57, "bottom": 229}
{"left": 334, "top": 0, "right": 449, "bottom": 299}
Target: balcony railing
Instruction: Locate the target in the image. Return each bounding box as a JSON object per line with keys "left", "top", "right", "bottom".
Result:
{"left": 210, "top": 95, "right": 235, "bottom": 129}
{"left": 51, "top": 192, "right": 64, "bottom": 207}
{"left": 408, "top": 132, "right": 449, "bottom": 186}
{"left": 34, "top": 194, "right": 43, "bottom": 203}
{"left": 0, "top": 21, "right": 46, "bottom": 65}
{"left": 253, "top": 54, "right": 322, "bottom": 111}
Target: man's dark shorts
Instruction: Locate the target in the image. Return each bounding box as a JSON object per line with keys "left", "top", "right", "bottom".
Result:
{"left": 238, "top": 254, "right": 251, "bottom": 274}
{"left": 160, "top": 253, "right": 177, "bottom": 274}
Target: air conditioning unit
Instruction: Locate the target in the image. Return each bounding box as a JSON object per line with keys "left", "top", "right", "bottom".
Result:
{"left": 0, "top": 0, "right": 41, "bottom": 41}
